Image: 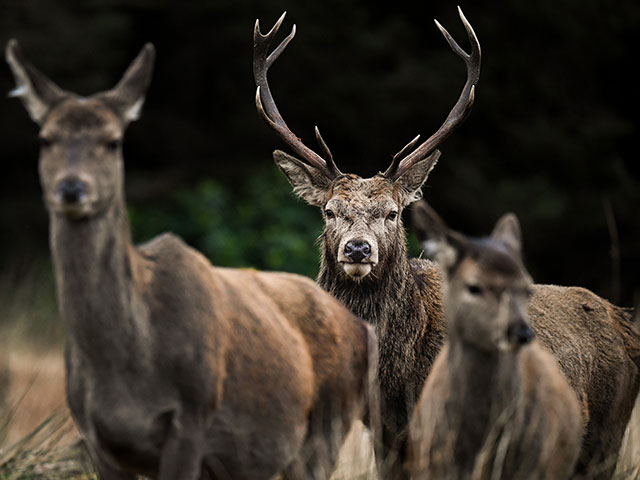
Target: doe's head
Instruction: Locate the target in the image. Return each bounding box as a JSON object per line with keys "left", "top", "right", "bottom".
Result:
{"left": 6, "top": 40, "right": 155, "bottom": 219}
{"left": 412, "top": 201, "right": 534, "bottom": 353}
{"left": 254, "top": 10, "right": 480, "bottom": 281}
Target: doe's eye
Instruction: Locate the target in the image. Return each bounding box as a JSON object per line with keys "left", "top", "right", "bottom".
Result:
{"left": 39, "top": 137, "right": 53, "bottom": 148}
{"left": 106, "top": 139, "right": 122, "bottom": 151}
{"left": 324, "top": 209, "right": 335, "bottom": 219}
{"left": 386, "top": 211, "right": 398, "bottom": 221}
{"left": 466, "top": 284, "right": 483, "bottom": 295}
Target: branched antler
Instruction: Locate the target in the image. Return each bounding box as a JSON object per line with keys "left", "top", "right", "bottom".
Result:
{"left": 384, "top": 7, "right": 481, "bottom": 180}
{"left": 254, "top": 12, "right": 342, "bottom": 179}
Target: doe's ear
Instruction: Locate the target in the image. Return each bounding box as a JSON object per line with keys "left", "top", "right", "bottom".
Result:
{"left": 273, "top": 150, "right": 331, "bottom": 207}
{"left": 5, "top": 39, "right": 69, "bottom": 124}
{"left": 411, "top": 200, "right": 448, "bottom": 244}
{"left": 95, "top": 43, "right": 155, "bottom": 124}
{"left": 411, "top": 199, "right": 467, "bottom": 271}
{"left": 394, "top": 150, "right": 440, "bottom": 207}
{"left": 490, "top": 213, "right": 522, "bottom": 254}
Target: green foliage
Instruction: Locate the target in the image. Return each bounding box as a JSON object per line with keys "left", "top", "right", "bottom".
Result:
{"left": 129, "top": 167, "right": 323, "bottom": 278}
{"left": 0, "top": 261, "right": 61, "bottom": 349}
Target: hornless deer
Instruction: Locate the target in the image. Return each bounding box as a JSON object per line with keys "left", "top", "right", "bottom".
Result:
{"left": 6, "top": 40, "right": 377, "bottom": 480}
{"left": 255, "top": 11, "right": 640, "bottom": 480}
{"left": 406, "top": 206, "right": 583, "bottom": 480}
{"left": 412, "top": 201, "right": 640, "bottom": 479}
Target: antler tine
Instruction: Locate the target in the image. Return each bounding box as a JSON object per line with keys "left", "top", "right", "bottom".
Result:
{"left": 383, "top": 135, "right": 421, "bottom": 177}
{"left": 254, "top": 13, "right": 338, "bottom": 178}
{"left": 385, "top": 7, "right": 481, "bottom": 180}
{"left": 315, "top": 126, "right": 342, "bottom": 176}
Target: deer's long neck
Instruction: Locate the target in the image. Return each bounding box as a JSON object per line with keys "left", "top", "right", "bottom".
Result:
{"left": 50, "top": 195, "right": 140, "bottom": 363}
{"left": 445, "top": 338, "right": 521, "bottom": 445}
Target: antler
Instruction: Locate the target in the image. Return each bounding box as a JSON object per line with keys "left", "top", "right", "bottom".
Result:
{"left": 384, "top": 6, "right": 481, "bottom": 180}
{"left": 254, "top": 12, "right": 342, "bottom": 179}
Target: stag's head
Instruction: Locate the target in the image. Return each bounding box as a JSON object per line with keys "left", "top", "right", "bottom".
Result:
{"left": 6, "top": 40, "right": 155, "bottom": 219}
{"left": 412, "top": 201, "right": 534, "bottom": 352}
{"left": 254, "top": 10, "right": 480, "bottom": 281}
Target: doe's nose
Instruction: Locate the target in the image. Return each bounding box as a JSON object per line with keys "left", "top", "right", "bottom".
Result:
{"left": 344, "top": 240, "right": 371, "bottom": 263}
{"left": 507, "top": 321, "right": 534, "bottom": 345}
{"left": 57, "top": 178, "right": 87, "bottom": 204}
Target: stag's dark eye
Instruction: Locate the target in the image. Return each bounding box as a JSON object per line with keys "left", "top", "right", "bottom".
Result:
{"left": 324, "top": 209, "right": 335, "bottom": 219}
{"left": 386, "top": 211, "right": 398, "bottom": 221}
{"left": 106, "top": 139, "right": 122, "bottom": 151}
{"left": 467, "top": 284, "right": 483, "bottom": 295}
{"left": 39, "top": 137, "right": 53, "bottom": 148}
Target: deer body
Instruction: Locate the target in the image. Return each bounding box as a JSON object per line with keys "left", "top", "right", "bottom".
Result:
{"left": 7, "top": 40, "right": 375, "bottom": 480}
{"left": 406, "top": 210, "right": 582, "bottom": 479}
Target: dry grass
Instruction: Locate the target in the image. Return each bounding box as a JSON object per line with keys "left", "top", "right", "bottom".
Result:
{"left": 0, "top": 413, "right": 93, "bottom": 480}
{"left": 1, "top": 350, "right": 74, "bottom": 446}
{"left": 331, "top": 422, "right": 377, "bottom": 480}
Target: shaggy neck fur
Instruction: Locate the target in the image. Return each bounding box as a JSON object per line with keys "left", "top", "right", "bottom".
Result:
{"left": 318, "top": 221, "right": 446, "bottom": 435}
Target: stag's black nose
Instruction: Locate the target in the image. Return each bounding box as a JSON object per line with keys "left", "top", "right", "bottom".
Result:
{"left": 344, "top": 240, "right": 371, "bottom": 263}
{"left": 57, "top": 178, "right": 87, "bottom": 204}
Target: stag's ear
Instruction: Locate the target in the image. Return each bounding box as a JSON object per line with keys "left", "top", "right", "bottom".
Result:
{"left": 274, "top": 150, "right": 331, "bottom": 207}
{"left": 5, "top": 39, "right": 69, "bottom": 124}
{"left": 95, "top": 43, "right": 155, "bottom": 124}
{"left": 394, "top": 151, "right": 440, "bottom": 207}
{"left": 490, "top": 213, "right": 522, "bottom": 254}
{"left": 411, "top": 199, "right": 467, "bottom": 270}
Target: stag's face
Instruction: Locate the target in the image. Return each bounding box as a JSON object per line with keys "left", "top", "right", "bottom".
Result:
{"left": 275, "top": 150, "right": 439, "bottom": 281}
{"left": 323, "top": 176, "right": 402, "bottom": 279}
{"left": 38, "top": 100, "right": 125, "bottom": 219}
{"left": 6, "top": 39, "right": 155, "bottom": 220}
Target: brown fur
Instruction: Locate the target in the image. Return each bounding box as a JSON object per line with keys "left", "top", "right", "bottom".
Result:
{"left": 6, "top": 40, "right": 376, "bottom": 480}
{"left": 407, "top": 214, "right": 583, "bottom": 480}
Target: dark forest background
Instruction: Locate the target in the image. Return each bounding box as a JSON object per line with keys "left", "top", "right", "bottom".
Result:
{"left": 0, "top": 0, "right": 638, "bottom": 310}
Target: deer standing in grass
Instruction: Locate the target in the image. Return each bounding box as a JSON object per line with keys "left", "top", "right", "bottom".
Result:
{"left": 406, "top": 205, "right": 583, "bottom": 480}
{"left": 6, "top": 40, "right": 377, "bottom": 480}
{"left": 255, "top": 11, "right": 640, "bottom": 480}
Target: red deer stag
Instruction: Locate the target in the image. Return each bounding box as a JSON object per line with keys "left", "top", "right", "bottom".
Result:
{"left": 254, "top": 9, "right": 478, "bottom": 477}
{"left": 6, "top": 39, "right": 377, "bottom": 480}
{"left": 407, "top": 206, "right": 583, "bottom": 480}
{"left": 255, "top": 10, "right": 640, "bottom": 480}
